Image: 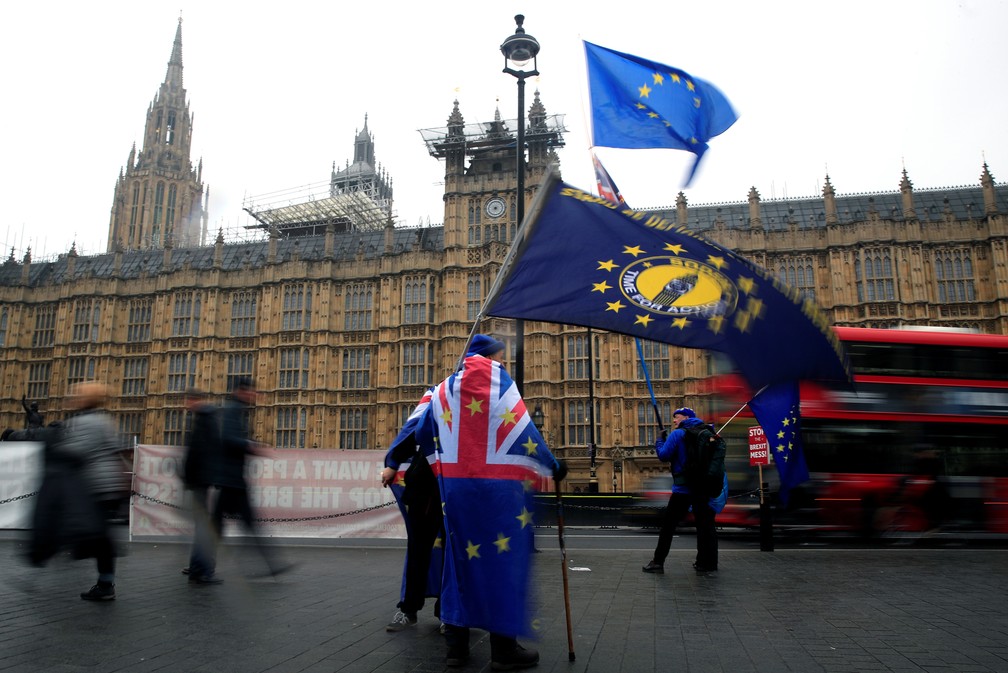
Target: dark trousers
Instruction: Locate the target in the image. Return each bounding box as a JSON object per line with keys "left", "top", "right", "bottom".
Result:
{"left": 693, "top": 500, "right": 718, "bottom": 569}
{"left": 400, "top": 498, "right": 443, "bottom": 615}
{"left": 652, "top": 490, "right": 717, "bottom": 567}
{"left": 94, "top": 499, "right": 120, "bottom": 578}
{"left": 652, "top": 491, "right": 693, "bottom": 565}
{"left": 444, "top": 625, "right": 519, "bottom": 658}
{"left": 187, "top": 486, "right": 215, "bottom": 577}
{"left": 212, "top": 485, "right": 282, "bottom": 572}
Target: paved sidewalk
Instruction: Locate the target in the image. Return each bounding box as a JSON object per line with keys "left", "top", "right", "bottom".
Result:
{"left": 1, "top": 533, "right": 1006, "bottom": 673}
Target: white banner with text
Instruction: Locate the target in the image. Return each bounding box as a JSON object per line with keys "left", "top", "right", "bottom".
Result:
{"left": 129, "top": 446, "right": 405, "bottom": 539}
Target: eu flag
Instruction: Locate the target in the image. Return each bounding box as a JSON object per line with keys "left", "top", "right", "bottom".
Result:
{"left": 585, "top": 41, "right": 738, "bottom": 184}
{"left": 415, "top": 355, "right": 559, "bottom": 636}
{"left": 747, "top": 381, "right": 810, "bottom": 506}
{"left": 482, "top": 171, "right": 850, "bottom": 392}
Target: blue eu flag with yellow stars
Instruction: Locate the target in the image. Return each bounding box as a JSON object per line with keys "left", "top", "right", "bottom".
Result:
{"left": 482, "top": 171, "right": 850, "bottom": 393}
{"left": 585, "top": 41, "right": 738, "bottom": 185}
{"left": 747, "top": 381, "right": 809, "bottom": 506}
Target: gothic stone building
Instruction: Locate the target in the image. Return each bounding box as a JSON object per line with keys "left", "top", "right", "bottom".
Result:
{"left": 1, "top": 23, "right": 1006, "bottom": 494}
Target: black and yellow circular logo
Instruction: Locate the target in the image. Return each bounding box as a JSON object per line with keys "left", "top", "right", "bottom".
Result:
{"left": 620, "top": 257, "right": 737, "bottom": 317}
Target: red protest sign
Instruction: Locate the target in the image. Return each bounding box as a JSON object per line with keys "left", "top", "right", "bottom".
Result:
{"left": 748, "top": 425, "right": 770, "bottom": 466}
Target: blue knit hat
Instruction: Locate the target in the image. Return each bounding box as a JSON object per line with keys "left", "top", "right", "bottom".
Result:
{"left": 673, "top": 407, "right": 696, "bottom": 418}
{"left": 467, "top": 334, "right": 505, "bottom": 357}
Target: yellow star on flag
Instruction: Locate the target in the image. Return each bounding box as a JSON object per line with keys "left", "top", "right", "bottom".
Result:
{"left": 440, "top": 408, "right": 452, "bottom": 424}
{"left": 638, "top": 83, "right": 652, "bottom": 98}
{"left": 465, "top": 398, "right": 484, "bottom": 416}
{"left": 672, "top": 317, "right": 689, "bottom": 329}
{"left": 635, "top": 314, "right": 653, "bottom": 327}
{"left": 597, "top": 259, "right": 617, "bottom": 272}
{"left": 623, "top": 245, "right": 645, "bottom": 257}
{"left": 737, "top": 276, "right": 756, "bottom": 295}
{"left": 516, "top": 507, "right": 534, "bottom": 529}
{"left": 606, "top": 300, "right": 626, "bottom": 313}
{"left": 465, "top": 540, "right": 481, "bottom": 559}
{"left": 592, "top": 281, "right": 612, "bottom": 293}
{"left": 664, "top": 243, "right": 684, "bottom": 255}
{"left": 706, "top": 255, "right": 727, "bottom": 270}
{"left": 494, "top": 532, "right": 511, "bottom": 553}
{"left": 670, "top": 73, "right": 681, "bottom": 83}
{"left": 652, "top": 72, "right": 664, "bottom": 85}
{"left": 522, "top": 437, "right": 538, "bottom": 455}
{"left": 499, "top": 407, "right": 517, "bottom": 427}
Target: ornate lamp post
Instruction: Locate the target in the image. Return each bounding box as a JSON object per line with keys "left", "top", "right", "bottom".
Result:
{"left": 500, "top": 14, "right": 540, "bottom": 394}
{"left": 531, "top": 404, "right": 545, "bottom": 434}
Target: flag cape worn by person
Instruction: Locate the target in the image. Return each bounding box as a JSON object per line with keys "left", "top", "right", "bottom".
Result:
{"left": 414, "top": 355, "right": 559, "bottom": 637}
{"left": 747, "top": 381, "right": 809, "bottom": 507}
{"left": 386, "top": 389, "right": 442, "bottom": 603}
{"left": 481, "top": 171, "right": 850, "bottom": 393}
{"left": 585, "top": 41, "right": 738, "bottom": 185}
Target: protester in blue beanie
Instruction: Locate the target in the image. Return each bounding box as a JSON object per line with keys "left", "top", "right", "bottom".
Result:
{"left": 466, "top": 334, "right": 505, "bottom": 358}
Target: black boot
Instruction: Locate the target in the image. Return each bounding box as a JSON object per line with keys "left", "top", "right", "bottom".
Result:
{"left": 491, "top": 635, "right": 539, "bottom": 671}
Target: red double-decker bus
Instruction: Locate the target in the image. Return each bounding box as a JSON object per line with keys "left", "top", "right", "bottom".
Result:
{"left": 707, "top": 326, "right": 1008, "bottom": 538}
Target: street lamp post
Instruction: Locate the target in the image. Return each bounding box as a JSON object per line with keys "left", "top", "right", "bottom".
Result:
{"left": 501, "top": 14, "right": 540, "bottom": 395}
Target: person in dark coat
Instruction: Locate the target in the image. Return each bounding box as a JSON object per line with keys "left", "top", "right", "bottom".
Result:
{"left": 31, "top": 382, "right": 127, "bottom": 600}
{"left": 210, "top": 377, "right": 293, "bottom": 577}
{"left": 381, "top": 399, "right": 444, "bottom": 632}
{"left": 182, "top": 389, "right": 221, "bottom": 584}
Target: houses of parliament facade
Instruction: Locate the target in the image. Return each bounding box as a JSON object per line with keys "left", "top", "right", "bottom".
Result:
{"left": 1, "top": 21, "right": 1006, "bottom": 493}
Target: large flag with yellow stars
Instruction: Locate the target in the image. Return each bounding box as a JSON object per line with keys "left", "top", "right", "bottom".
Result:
{"left": 482, "top": 172, "right": 850, "bottom": 392}
{"left": 415, "top": 354, "right": 559, "bottom": 636}
{"left": 585, "top": 41, "right": 738, "bottom": 185}
{"left": 747, "top": 381, "right": 809, "bottom": 507}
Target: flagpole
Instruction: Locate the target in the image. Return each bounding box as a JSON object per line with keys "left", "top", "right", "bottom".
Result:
{"left": 634, "top": 337, "right": 665, "bottom": 436}
{"left": 555, "top": 479, "right": 576, "bottom": 661}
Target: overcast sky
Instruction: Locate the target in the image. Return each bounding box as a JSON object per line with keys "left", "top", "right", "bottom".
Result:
{"left": 3, "top": 0, "right": 1006, "bottom": 260}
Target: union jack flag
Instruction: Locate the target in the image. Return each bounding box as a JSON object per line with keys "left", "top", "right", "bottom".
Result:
{"left": 592, "top": 151, "right": 626, "bottom": 205}
{"left": 416, "top": 355, "right": 558, "bottom": 636}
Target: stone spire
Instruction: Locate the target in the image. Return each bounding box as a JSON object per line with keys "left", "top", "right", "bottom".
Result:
{"left": 899, "top": 168, "right": 915, "bottom": 219}
{"left": 165, "top": 17, "right": 184, "bottom": 87}
{"left": 823, "top": 175, "right": 838, "bottom": 225}
{"left": 675, "top": 192, "right": 688, "bottom": 226}
{"left": 748, "top": 187, "right": 762, "bottom": 228}
{"left": 981, "top": 162, "right": 998, "bottom": 215}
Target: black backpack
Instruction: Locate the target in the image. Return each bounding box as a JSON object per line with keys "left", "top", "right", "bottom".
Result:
{"left": 683, "top": 423, "right": 727, "bottom": 498}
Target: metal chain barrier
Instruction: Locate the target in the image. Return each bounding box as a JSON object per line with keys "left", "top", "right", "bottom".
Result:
{"left": 557, "top": 488, "right": 763, "bottom": 512}
{"left": 129, "top": 489, "right": 395, "bottom": 523}
{"left": 0, "top": 490, "right": 38, "bottom": 506}
{"left": 3, "top": 488, "right": 763, "bottom": 516}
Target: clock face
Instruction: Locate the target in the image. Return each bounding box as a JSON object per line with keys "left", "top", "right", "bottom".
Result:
{"left": 485, "top": 197, "right": 506, "bottom": 219}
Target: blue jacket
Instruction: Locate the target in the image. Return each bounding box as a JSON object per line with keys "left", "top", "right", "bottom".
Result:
{"left": 655, "top": 416, "right": 706, "bottom": 494}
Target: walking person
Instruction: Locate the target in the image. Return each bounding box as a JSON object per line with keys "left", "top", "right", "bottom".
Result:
{"left": 642, "top": 407, "right": 720, "bottom": 574}
{"left": 182, "top": 388, "right": 221, "bottom": 584}
{"left": 211, "top": 377, "right": 293, "bottom": 577}
{"left": 29, "top": 382, "right": 128, "bottom": 600}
